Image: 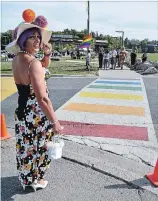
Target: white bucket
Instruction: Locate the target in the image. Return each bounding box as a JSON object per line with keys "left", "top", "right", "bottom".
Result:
{"left": 47, "top": 135, "right": 64, "bottom": 160}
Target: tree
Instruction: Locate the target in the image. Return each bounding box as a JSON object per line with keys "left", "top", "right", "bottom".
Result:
{"left": 124, "top": 37, "right": 129, "bottom": 48}
{"left": 63, "top": 29, "right": 71, "bottom": 34}
{"left": 91, "top": 31, "right": 96, "bottom": 38}
{"left": 1, "top": 28, "right": 157, "bottom": 52}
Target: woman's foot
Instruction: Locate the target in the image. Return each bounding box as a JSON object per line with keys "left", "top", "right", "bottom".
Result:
{"left": 38, "top": 179, "right": 48, "bottom": 185}
{"left": 31, "top": 180, "right": 48, "bottom": 192}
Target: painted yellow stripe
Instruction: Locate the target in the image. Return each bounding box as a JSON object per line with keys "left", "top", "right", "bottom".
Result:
{"left": 1, "top": 77, "right": 17, "bottom": 101}
{"left": 64, "top": 103, "right": 145, "bottom": 116}
{"left": 80, "top": 91, "right": 143, "bottom": 101}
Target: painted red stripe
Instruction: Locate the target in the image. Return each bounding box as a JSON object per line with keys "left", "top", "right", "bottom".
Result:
{"left": 59, "top": 120, "right": 148, "bottom": 141}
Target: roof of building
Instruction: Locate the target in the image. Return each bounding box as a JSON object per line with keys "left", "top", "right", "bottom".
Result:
{"left": 96, "top": 40, "right": 108, "bottom": 43}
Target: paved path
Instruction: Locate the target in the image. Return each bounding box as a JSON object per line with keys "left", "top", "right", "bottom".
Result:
{"left": 56, "top": 68, "right": 158, "bottom": 166}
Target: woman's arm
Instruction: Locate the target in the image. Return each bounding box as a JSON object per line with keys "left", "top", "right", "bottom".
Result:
{"left": 41, "top": 54, "right": 51, "bottom": 68}
{"left": 29, "top": 60, "right": 63, "bottom": 133}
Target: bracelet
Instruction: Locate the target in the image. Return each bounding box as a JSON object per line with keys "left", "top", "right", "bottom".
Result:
{"left": 51, "top": 120, "right": 58, "bottom": 125}
{"left": 44, "top": 53, "right": 51, "bottom": 57}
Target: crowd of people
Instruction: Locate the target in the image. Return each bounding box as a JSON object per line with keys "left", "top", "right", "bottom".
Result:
{"left": 98, "top": 47, "right": 127, "bottom": 70}
{"left": 97, "top": 47, "right": 148, "bottom": 70}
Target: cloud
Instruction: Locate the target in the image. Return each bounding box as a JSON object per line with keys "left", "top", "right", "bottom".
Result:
{"left": 1, "top": 1, "right": 158, "bottom": 40}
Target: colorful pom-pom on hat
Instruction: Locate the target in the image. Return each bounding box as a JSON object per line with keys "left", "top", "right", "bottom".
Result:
{"left": 6, "top": 9, "right": 52, "bottom": 54}
{"left": 33, "top": 16, "right": 48, "bottom": 28}
{"left": 22, "top": 9, "right": 35, "bottom": 23}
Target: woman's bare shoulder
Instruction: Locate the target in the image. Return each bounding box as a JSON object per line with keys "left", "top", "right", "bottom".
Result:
{"left": 28, "top": 58, "right": 43, "bottom": 74}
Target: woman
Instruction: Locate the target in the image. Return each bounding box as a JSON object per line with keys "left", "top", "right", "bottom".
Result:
{"left": 103, "top": 50, "right": 110, "bottom": 70}
{"left": 116, "top": 48, "right": 120, "bottom": 67}
{"left": 119, "top": 47, "right": 127, "bottom": 70}
{"left": 98, "top": 48, "right": 103, "bottom": 69}
{"left": 86, "top": 50, "right": 91, "bottom": 70}
{"left": 6, "top": 12, "right": 63, "bottom": 191}
{"left": 130, "top": 49, "right": 137, "bottom": 66}
{"left": 142, "top": 51, "right": 147, "bottom": 63}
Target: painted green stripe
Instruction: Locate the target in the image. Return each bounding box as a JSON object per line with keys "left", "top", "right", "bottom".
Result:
{"left": 88, "top": 85, "right": 142, "bottom": 91}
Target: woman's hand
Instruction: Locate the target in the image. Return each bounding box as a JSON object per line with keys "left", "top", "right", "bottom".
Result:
{"left": 52, "top": 120, "right": 64, "bottom": 134}
{"left": 40, "top": 43, "right": 52, "bottom": 68}
{"left": 42, "top": 43, "right": 52, "bottom": 55}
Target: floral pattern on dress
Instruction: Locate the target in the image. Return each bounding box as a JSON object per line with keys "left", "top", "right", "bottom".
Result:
{"left": 15, "top": 70, "right": 54, "bottom": 187}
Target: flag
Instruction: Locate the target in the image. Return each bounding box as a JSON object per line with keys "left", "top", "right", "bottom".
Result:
{"left": 78, "top": 34, "right": 93, "bottom": 49}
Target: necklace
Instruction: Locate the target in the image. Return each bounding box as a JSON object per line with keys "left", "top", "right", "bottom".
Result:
{"left": 17, "top": 50, "right": 34, "bottom": 57}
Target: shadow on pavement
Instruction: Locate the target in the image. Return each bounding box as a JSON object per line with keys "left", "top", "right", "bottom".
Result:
{"left": 1, "top": 176, "right": 34, "bottom": 201}
{"left": 104, "top": 177, "right": 157, "bottom": 189}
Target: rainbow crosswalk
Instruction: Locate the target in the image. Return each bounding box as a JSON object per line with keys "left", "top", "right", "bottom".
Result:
{"left": 56, "top": 77, "right": 157, "bottom": 143}
{"left": 1, "top": 77, "right": 17, "bottom": 101}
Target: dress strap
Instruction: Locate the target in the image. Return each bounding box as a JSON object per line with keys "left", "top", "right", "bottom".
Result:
{"left": 28, "top": 58, "right": 37, "bottom": 75}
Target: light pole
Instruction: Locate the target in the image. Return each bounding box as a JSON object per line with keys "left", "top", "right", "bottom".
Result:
{"left": 87, "top": 0, "right": 90, "bottom": 34}
{"left": 116, "top": 31, "right": 124, "bottom": 48}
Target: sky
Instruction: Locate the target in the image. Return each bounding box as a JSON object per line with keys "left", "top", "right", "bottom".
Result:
{"left": 1, "top": 0, "right": 158, "bottom": 41}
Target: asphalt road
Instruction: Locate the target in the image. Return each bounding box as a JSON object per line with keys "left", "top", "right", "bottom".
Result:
{"left": 1, "top": 76, "right": 158, "bottom": 140}
{"left": 1, "top": 138, "right": 158, "bottom": 201}
{"left": 143, "top": 76, "right": 158, "bottom": 139}
{"left": 1, "top": 77, "right": 96, "bottom": 129}
{"left": 1, "top": 76, "right": 158, "bottom": 201}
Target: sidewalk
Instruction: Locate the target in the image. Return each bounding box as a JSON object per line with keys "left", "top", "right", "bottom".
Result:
{"left": 54, "top": 66, "right": 158, "bottom": 194}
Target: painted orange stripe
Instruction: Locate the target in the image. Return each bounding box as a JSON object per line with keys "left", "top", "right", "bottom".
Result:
{"left": 64, "top": 103, "right": 145, "bottom": 116}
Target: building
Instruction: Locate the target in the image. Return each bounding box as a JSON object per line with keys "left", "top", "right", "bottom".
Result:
{"left": 51, "top": 34, "right": 108, "bottom": 50}
{"left": 94, "top": 40, "right": 108, "bottom": 51}
{"left": 51, "top": 34, "right": 79, "bottom": 44}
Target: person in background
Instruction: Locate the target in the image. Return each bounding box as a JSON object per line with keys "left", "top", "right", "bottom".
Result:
{"left": 98, "top": 47, "right": 103, "bottom": 69}
{"left": 142, "top": 51, "right": 147, "bottom": 63}
{"left": 130, "top": 49, "right": 137, "bottom": 66}
{"left": 86, "top": 50, "right": 91, "bottom": 70}
{"left": 112, "top": 49, "right": 117, "bottom": 69}
{"left": 116, "top": 48, "right": 121, "bottom": 67}
{"left": 77, "top": 49, "right": 80, "bottom": 59}
{"left": 67, "top": 50, "right": 69, "bottom": 55}
{"left": 103, "top": 49, "right": 110, "bottom": 70}
{"left": 119, "top": 47, "right": 127, "bottom": 70}
{"left": 108, "top": 49, "right": 113, "bottom": 69}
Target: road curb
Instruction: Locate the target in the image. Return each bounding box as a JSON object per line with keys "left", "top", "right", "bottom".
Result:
{"left": 1, "top": 74, "right": 99, "bottom": 78}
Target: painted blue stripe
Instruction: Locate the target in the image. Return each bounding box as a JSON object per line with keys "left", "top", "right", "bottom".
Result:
{"left": 95, "top": 80, "right": 141, "bottom": 85}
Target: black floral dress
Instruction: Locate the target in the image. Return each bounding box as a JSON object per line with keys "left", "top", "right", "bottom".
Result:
{"left": 14, "top": 67, "right": 53, "bottom": 187}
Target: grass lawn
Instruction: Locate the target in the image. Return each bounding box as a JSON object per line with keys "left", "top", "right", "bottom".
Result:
{"left": 1, "top": 53, "right": 157, "bottom": 75}
{"left": 137, "top": 53, "right": 158, "bottom": 62}
{"left": 0, "top": 58, "right": 99, "bottom": 75}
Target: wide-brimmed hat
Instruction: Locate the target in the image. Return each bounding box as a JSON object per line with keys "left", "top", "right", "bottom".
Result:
{"left": 6, "top": 9, "right": 52, "bottom": 54}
